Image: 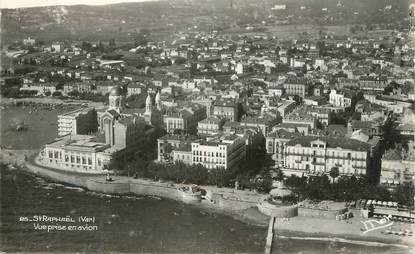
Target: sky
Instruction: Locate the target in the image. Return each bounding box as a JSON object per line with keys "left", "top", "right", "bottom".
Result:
{"left": 0, "top": 0, "right": 157, "bottom": 9}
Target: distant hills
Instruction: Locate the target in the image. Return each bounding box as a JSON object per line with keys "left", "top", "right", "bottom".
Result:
{"left": 0, "top": 0, "right": 411, "bottom": 45}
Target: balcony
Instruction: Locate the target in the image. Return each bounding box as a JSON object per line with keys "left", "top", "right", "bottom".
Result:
{"left": 311, "top": 161, "right": 325, "bottom": 166}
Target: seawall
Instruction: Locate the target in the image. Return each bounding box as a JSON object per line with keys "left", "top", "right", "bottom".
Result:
{"left": 25, "top": 160, "right": 92, "bottom": 187}
{"left": 24, "top": 159, "right": 262, "bottom": 211}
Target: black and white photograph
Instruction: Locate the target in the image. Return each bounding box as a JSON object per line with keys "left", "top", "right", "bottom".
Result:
{"left": 1, "top": 0, "right": 414, "bottom": 253}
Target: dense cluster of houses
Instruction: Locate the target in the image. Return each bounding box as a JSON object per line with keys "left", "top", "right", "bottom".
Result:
{"left": 4, "top": 25, "right": 415, "bottom": 188}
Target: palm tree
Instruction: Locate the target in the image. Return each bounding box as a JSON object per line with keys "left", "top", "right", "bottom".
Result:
{"left": 329, "top": 167, "right": 339, "bottom": 184}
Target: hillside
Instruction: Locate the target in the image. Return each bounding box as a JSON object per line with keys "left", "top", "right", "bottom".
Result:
{"left": 0, "top": 0, "right": 411, "bottom": 45}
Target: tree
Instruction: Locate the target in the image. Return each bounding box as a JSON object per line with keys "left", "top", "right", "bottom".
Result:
{"left": 393, "top": 182, "right": 415, "bottom": 207}
{"left": 68, "top": 90, "right": 80, "bottom": 97}
{"left": 106, "top": 158, "right": 126, "bottom": 175}
{"left": 81, "top": 41, "right": 92, "bottom": 51}
{"left": 52, "top": 91, "right": 62, "bottom": 97}
{"left": 208, "top": 167, "right": 229, "bottom": 187}
{"left": 109, "top": 39, "right": 116, "bottom": 49}
{"left": 274, "top": 169, "right": 284, "bottom": 181}
{"left": 381, "top": 117, "right": 400, "bottom": 150}
{"left": 255, "top": 170, "right": 273, "bottom": 193}
{"left": 134, "top": 32, "right": 147, "bottom": 47}
{"left": 329, "top": 167, "right": 340, "bottom": 183}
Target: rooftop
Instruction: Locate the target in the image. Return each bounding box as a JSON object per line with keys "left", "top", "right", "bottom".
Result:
{"left": 286, "top": 136, "right": 371, "bottom": 151}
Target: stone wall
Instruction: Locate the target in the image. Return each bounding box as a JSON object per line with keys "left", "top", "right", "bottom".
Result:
{"left": 298, "top": 207, "right": 347, "bottom": 219}
{"left": 217, "top": 196, "right": 258, "bottom": 211}
{"left": 25, "top": 161, "right": 90, "bottom": 187}
{"left": 25, "top": 159, "right": 263, "bottom": 212}
{"left": 257, "top": 200, "right": 298, "bottom": 218}
{"left": 86, "top": 179, "right": 130, "bottom": 194}
{"left": 130, "top": 182, "right": 180, "bottom": 201}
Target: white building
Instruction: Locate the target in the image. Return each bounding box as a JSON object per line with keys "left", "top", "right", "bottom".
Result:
{"left": 197, "top": 117, "right": 222, "bottom": 135}
{"left": 58, "top": 108, "right": 98, "bottom": 137}
{"left": 381, "top": 143, "right": 415, "bottom": 186}
{"left": 329, "top": 89, "right": 353, "bottom": 108}
{"left": 40, "top": 135, "right": 113, "bottom": 173}
{"left": 157, "top": 134, "right": 246, "bottom": 170}
{"left": 283, "top": 136, "right": 370, "bottom": 177}
{"left": 191, "top": 135, "right": 246, "bottom": 169}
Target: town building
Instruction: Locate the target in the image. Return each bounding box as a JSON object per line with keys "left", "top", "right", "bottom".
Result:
{"left": 240, "top": 116, "right": 278, "bottom": 136}
{"left": 127, "top": 83, "right": 143, "bottom": 97}
{"left": 164, "top": 104, "right": 206, "bottom": 134}
{"left": 197, "top": 117, "right": 223, "bottom": 135}
{"left": 191, "top": 134, "right": 246, "bottom": 169}
{"left": 380, "top": 142, "right": 415, "bottom": 186}
{"left": 329, "top": 89, "right": 354, "bottom": 108}
{"left": 40, "top": 135, "right": 112, "bottom": 173}
{"left": 266, "top": 129, "right": 301, "bottom": 167}
{"left": 283, "top": 109, "right": 317, "bottom": 129}
{"left": 57, "top": 108, "right": 98, "bottom": 137}
{"left": 283, "top": 78, "right": 311, "bottom": 98}
{"left": 213, "top": 100, "right": 239, "bottom": 121}
{"left": 157, "top": 134, "right": 246, "bottom": 170}
{"left": 283, "top": 136, "right": 371, "bottom": 177}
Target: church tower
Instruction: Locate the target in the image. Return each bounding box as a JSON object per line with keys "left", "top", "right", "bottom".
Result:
{"left": 108, "top": 86, "right": 124, "bottom": 113}
{"left": 145, "top": 93, "right": 153, "bottom": 115}
{"left": 155, "top": 91, "right": 162, "bottom": 111}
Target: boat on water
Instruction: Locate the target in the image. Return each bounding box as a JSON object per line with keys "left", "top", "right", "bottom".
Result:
{"left": 16, "top": 123, "right": 26, "bottom": 131}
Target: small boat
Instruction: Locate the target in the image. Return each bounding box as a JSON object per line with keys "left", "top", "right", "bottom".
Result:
{"left": 16, "top": 124, "right": 25, "bottom": 131}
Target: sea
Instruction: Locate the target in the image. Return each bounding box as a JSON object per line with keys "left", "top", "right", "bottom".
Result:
{"left": 0, "top": 104, "right": 411, "bottom": 253}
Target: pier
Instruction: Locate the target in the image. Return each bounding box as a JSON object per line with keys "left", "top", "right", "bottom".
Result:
{"left": 265, "top": 216, "right": 275, "bottom": 254}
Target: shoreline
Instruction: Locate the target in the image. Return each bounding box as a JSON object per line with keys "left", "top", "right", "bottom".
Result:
{"left": 1, "top": 149, "right": 414, "bottom": 250}
{"left": 0, "top": 96, "right": 105, "bottom": 108}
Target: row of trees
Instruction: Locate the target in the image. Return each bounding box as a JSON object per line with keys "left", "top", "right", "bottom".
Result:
{"left": 1, "top": 87, "right": 37, "bottom": 98}
{"left": 67, "top": 90, "right": 108, "bottom": 102}
{"left": 107, "top": 156, "right": 274, "bottom": 193}
{"left": 284, "top": 174, "right": 414, "bottom": 207}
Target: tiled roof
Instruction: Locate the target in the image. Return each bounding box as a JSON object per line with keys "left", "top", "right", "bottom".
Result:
{"left": 383, "top": 149, "right": 402, "bottom": 161}
{"left": 351, "top": 120, "right": 373, "bottom": 129}
{"left": 267, "top": 129, "right": 301, "bottom": 139}
{"left": 286, "top": 136, "right": 370, "bottom": 151}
